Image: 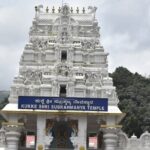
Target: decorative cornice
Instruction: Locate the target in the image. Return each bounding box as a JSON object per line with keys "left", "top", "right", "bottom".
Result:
{"left": 2, "top": 122, "right": 24, "bottom": 126}
{"left": 101, "top": 124, "right": 122, "bottom": 128}
{"left": 1, "top": 110, "right": 125, "bottom": 116}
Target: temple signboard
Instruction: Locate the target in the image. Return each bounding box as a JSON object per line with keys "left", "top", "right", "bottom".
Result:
{"left": 18, "top": 96, "right": 108, "bottom": 111}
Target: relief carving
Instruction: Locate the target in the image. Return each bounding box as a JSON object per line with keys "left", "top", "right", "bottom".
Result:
{"left": 85, "top": 72, "right": 102, "bottom": 83}
{"left": 62, "top": 5, "right": 70, "bottom": 16}
{"left": 30, "top": 25, "right": 45, "bottom": 34}
{"left": 24, "top": 70, "right": 42, "bottom": 85}
{"left": 81, "top": 40, "right": 96, "bottom": 50}
{"left": 30, "top": 38, "right": 55, "bottom": 50}
{"left": 55, "top": 63, "right": 72, "bottom": 77}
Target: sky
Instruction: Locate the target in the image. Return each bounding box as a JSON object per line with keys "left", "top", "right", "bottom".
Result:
{"left": 0, "top": 0, "right": 150, "bottom": 90}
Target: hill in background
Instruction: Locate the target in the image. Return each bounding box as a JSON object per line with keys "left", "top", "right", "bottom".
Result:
{"left": 0, "top": 91, "right": 9, "bottom": 124}
{"left": 0, "top": 91, "right": 9, "bottom": 101}
{"left": 0, "top": 91, "right": 9, "bottom": 108}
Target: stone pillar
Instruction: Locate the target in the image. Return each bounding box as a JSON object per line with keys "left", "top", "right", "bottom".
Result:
{"left": 78, "top": 116, "right": 87, "bottom": 150}
{"left": 3, "top": 123, "right": 23, "bottom": 150}
{"left": 36, "top": 115, "right": 45, "bottom": 150}
{"left": 102, "top": 128, "right": 119, "bottom": 150}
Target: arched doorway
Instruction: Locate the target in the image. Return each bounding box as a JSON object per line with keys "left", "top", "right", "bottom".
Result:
{"left": 49, "top": 121, "right": 74, "bottom": 149}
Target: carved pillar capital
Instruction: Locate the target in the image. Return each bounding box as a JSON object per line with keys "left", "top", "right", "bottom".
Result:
{"left": 101, "top": 127, "right": 120, "bottom": 134}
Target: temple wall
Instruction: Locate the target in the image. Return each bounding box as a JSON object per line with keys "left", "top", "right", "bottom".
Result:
{"left": 117, "top": 131, "right": 150, "bottom": 150}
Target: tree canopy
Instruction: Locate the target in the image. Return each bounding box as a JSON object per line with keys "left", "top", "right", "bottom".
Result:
{"left": 110, "top": 67, "right": 150, "bottom": 137}
{"left": 0, "top": 98, "right": 8, "bottom": 122}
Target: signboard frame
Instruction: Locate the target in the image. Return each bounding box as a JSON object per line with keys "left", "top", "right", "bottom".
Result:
{"left": 18, "top": 96, "right": 108, "bottom": 112}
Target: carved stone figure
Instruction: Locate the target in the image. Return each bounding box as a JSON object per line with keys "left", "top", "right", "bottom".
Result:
{"left": 86, "top": 73, "right": 97, "bottom": 82}
{"left": 24, "top": 70, "right": 42, "bottom": 85}
{"left": 62, "top": 5, "right": 70, "bottom": 15}
{"left": 56, "top": 64, "right": 71, "bottom": 77}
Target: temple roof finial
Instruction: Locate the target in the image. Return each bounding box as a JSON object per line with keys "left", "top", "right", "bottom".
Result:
{"left": 82, "top": 7, "right": 85, "bottom": 14}
{"left": 52, "top": 6, "right": 55, "bottom": 13}
{"left": 58, "top": 7, "right": 61, "bottom": 13}
{"left": 70, "top": 7, "right": 73, "bottom": 13}
{"left": 76, "top": 7, "right": 79, "bottom": 13}
{"left": 46, "top": 6, "right": 49, "bottom": 13}
{"left": 35, "top": 6, "right": 38, "bottom": 12}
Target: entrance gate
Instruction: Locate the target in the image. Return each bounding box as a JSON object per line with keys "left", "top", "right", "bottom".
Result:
{"left": 49, "top": 121, "right": 74, "bottom": 149}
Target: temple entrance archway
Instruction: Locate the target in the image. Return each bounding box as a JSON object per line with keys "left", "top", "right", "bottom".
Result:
{"left": 49, "top": 121, "right": 74, "bottom": 149}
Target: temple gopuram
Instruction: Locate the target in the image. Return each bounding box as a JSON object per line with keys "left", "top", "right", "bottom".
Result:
{"left": 2, "top": 4, "right": 149, "bottom": 150}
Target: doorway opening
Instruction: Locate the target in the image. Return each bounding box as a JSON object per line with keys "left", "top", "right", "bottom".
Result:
{"left": 49, "top": 121, "right": 74, "bottom": 149}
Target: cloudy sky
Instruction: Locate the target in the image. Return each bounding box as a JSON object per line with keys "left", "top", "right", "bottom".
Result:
{"left": 0, "top": 0, "right": 150, "bottom": 90}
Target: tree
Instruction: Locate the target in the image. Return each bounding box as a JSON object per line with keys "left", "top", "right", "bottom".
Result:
{"left": 110, "top": 67, "right": 150, "bottom": 137}
{"left": 0, "top": 95, "right": 9, "bottom": 127}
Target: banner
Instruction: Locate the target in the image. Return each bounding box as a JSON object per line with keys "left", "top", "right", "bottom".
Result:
{"left": 18, "top": 96, "right": 108, "bottom": 111}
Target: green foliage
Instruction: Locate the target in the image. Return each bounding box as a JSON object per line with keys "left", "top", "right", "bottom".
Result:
{"left": 0, "top": 92, "right": 9, "bottom": 125}
{"left": 0, "top": 91, "right": 9, "bottom": 109}
{"left": 110, "top": 67, "right": 150, "bottom": 137}
{"left": 0, "top": 98, "right": 9, "bottom": 109}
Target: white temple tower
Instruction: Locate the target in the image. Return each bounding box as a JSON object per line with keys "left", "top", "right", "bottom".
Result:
{"left": 1, "top": 4, "right": 124, "bottom": 150}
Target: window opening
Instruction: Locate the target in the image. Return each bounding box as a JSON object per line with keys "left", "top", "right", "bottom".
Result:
{"left": 59, "top": 85, "right": 66, "bottom": 97}
{"left": 61, "top": 51, "right": 67, "bottom": 62}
